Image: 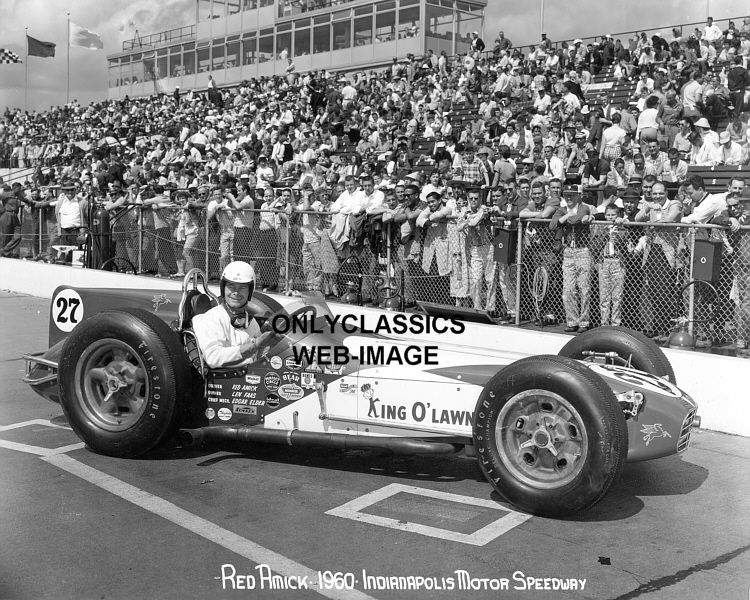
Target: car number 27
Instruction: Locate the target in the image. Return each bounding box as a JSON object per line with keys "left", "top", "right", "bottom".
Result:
{"left": 53, "top": 289, "right": 84, "bottom": 333}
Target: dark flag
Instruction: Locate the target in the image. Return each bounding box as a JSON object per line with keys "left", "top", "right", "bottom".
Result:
{"left": 27, "top": 35, "right": 56, "bottom": 58}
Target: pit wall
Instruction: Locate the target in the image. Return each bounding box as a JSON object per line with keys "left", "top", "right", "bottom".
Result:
{"left": 2, "top": 257, "right": 748, "bottom": 437}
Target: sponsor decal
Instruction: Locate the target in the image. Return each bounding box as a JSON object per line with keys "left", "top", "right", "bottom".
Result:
{"left": 306, "top": 361, "right": 322, "bottom": 373}
{"left": 338, "top": 382, "right": 357, "bottom": 395}
{"left": 301, "top": 372, "right": 316, "bottom": 389}
{"left": 281, "top": 371, "right": 301, "bottom": 385}
{"left": 245, "top": 374, "right": 261, "bottom": 385}
{"left": 264, "top": 372, "right": 280, "bottom": 391}
{"left": 269, "top": 356, "right": 283, "bottom": 370}
{"left": 266, "top": 393, "right": 280, "bottom": 409}
{"left": 217, "top": 407, "right": 232, "bottom": 421}
{"left": 641, "top": 423, "right": 672, "bottom": 446}
{"left": 278, "top": 384, "right": 304, "bottom": 401}
{"left": 284, "top": 356, "right": 304, "bottom": 370}
{"left": 323, "top": 363, "right": 344, "bottom": 375}
{"left": 205, "top": 408, "right": 216, "bottom": 419}
{"left": 233, "top": 405, "right": 258, "bottom": 415}
{"left": 151, "top": 293, "right": 172, "bottom": 312}
{"left": 52, "top": 288, "right": 84, "bottom": 333}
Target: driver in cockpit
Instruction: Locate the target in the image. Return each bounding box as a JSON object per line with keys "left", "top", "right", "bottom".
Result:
{"left": 192, "top": 261, "right": 276, "bottom": 369}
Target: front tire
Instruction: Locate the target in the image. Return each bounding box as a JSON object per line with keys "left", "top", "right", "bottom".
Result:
{"left": 58, "top": 308, "right": 191, "bottom": 457}
{"left": 473, "top": 355, "right": 627, "bottom": 517}
{"left": 559, "top": 326, "right": 676, "bottom": 383}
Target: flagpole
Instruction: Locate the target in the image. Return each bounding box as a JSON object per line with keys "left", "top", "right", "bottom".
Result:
{"left": 24, "top": 27, "right": 28, "bottom": 111}
{"left": 66, "top": 11, "right": 70, "bottom": 104}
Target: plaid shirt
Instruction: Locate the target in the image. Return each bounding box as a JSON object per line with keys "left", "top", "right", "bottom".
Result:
{"left": 460, "top": 158, "right": 488, "bottom": 185}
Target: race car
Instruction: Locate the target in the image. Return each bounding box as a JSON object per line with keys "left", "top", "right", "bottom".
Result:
{"left": 23, "top": 269, "right": 700, "bottom": 517}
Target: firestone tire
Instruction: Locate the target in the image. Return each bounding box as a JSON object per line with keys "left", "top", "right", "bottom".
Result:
{"left": 473, "top": 355, "right": 627, "bottom": 517}
{"left": 558, "top": 326, "right": 676, "bottom": 384}
{"left": 58, "top": 308, "right": 192, "bottom": 458}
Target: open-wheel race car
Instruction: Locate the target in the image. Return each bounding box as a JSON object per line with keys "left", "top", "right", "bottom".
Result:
{"left": 24, "top": 269, "right": 700, "bottom": 517}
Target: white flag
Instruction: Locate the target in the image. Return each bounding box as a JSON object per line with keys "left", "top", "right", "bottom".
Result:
{"left": 70, "top": 21, "right": 104, "bottom": 50}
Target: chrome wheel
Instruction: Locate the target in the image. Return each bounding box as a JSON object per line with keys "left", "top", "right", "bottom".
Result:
{"left": 74, "top": 339, "right": 148, "bottom": 432}
{"left": 495, "top": 389, "right": 588, "bottom": 489}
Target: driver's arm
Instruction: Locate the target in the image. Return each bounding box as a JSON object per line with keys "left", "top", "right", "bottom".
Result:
{"left": 192, "top": 310, "right": 266, "bottom": 369}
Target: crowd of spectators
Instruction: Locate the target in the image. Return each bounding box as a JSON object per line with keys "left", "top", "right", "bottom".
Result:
{"left": 1, "top": 15, "right": 750, "bottom": 349}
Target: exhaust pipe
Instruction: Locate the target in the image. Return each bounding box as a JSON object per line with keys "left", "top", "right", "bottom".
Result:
{"left": 179, "top": 426, "right": 458, "bottom": 455}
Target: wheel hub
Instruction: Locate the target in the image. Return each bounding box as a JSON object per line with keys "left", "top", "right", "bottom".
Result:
{"left": 495, "top": 389, "right": 589, "bottom": 489}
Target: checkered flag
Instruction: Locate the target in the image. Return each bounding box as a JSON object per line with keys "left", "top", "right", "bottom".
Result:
{"left": 0, "top": 48, "right": 22, "bottom": 64}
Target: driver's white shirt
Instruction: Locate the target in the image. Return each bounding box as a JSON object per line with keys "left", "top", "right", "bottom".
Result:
{"left": 192, "top": 304, "right": 261, "bottom": 369}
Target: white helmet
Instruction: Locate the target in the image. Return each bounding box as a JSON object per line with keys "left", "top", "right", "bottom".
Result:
{"left": 220, "top": 261, "right": 256, "bottom": 299}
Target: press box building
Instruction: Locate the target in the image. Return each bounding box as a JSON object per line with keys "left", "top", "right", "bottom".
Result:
{"left": 107, "top": 0, "right": 487, "bottom": 98}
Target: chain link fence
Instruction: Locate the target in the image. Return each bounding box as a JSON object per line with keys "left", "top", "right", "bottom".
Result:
{"left": 9, "top": 194, "right": 750, "bottom": 347}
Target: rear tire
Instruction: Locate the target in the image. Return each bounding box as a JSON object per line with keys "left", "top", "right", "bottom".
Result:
{"left": 58, "top": 308, "right": 191, "bottom": 457}
{"left": 473, "top": 355, "right": 627, "bottom": 517}
{"left": 559, "top": 326, "right": 676, "bottom": 383}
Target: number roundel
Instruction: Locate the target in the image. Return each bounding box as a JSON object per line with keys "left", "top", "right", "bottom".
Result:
{"left": 53, "top": 289, "right": 84, "bottom": 333}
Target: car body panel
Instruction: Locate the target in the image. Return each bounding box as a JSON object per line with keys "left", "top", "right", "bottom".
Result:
{"left": 28, "top": 285, "right": 699, "bottom": 463}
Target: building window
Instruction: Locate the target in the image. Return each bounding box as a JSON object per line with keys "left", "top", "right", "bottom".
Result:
{"left": 183, "top": 43, "right": 196, "bottom": 74}
{"left": 120, "top": 58, "right": 132, "bottom": 86}
{"left": 353, "top": 15, "right": 372, "bottom": 47}
{"left": 375, "top": 11, "right": 395, "bottom": 43}
{"left": 294, "top": 28, "right": 310, "bottom": 56}
{"left": 313, "top": 23, "right": 330, "bottom": 53}
{"left": 455, "top": 9, "right": 480, "bottom": 45}
{"left": 108, "top": 59, "right": 119, "bottom": 87}
{"left": 197, "top": 45, "right": 210, "bottom": 72}
{"left": 157, "top": 54, "right": 168, "bottom": 79}
{"left": 426, "top": 3, "right": 452, "bottom": 39}
{"left": 212, "top": 39, "right": 225, "bottom": 70}
{"left": 226, "top": 38, "right": 240, "bottom": 68}
{"left": 258, "top": 32, "right": 273, "bottom": 62}
{"left": 276, "top": 30, "right": 292, "bottom": 59}
{"left": 227, "top": 0, "right": 240, "bottom": 15}
{"left": 169, "top": 51, "right": 184, "bottom": 77}
{"left": 333, "top": 20, "right": 351, "bottom": 50}
{"left": 131, "top": 55, "right": 144, "bottom": 84}
{"left": 242, "top": 0, "right": 258, "bottom": 10}
{"left": 399, "top": 5, "right": 421, "bottom": 39}
{"left": 242, "top": 35, "right": 257, "bottom": 64}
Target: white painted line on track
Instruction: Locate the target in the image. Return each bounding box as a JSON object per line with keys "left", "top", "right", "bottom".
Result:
{"left": 326, "top": 483, "right": 532, "bottom": 546}
{"left": 42, "top": 453, "right": 378, "bottom": 600}
{"left": 0, "top": 418, "right": 72, "bottom": 432}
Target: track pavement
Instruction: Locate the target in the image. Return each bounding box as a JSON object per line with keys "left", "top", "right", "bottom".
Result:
{"left": 1, "top": 291, "right": 749, "bottom": 600}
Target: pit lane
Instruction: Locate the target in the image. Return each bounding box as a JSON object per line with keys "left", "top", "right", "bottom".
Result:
{"left": 1, "top": 291, "right": 749, "bottom": 600}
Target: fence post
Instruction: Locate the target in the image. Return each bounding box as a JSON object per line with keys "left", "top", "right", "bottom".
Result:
{"left": 284, "top": 214, "right": 291, "bottom": 293}
{"left": 137, "top": 206, "right": 143, "bottom": 274}
{"left": 204, "top": 209, "right": 210, "bottom": 277}
{"left": 514, "top": 222, "right": 524, "bottom": 326}
{"left": 687, "top": 227, "right": 696, "bottom": 338}
{"left": 39, "top": 208, "right": 44, "bottom": 256}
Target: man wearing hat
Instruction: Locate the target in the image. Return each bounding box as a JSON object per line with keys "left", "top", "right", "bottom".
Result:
{"left": 55, "top": 180, "right": 87, "bottom": 246}
{"left": 714, "top": 131, "right": 743, "bottom": 165}
{"left": 550, "top": 190, "right": 596, "bottom": 333}
{"left": 711, "top": 191, "right": 750, "bottom": 349}
{"left": 615, "top": 186, "right": 647, "bottom": 330}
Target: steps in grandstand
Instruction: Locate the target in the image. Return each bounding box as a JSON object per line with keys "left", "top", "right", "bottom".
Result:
{"left": 687, "top": 165, "right": 750, "bottom": 194}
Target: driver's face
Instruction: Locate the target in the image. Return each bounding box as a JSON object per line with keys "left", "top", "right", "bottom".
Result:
{"left": 224, "top": 281, "right": 250, "bottom": 310}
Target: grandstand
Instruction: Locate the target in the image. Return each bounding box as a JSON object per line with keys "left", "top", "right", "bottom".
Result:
{"left": 1, "top": 11, "right": 750, "bottom": 357}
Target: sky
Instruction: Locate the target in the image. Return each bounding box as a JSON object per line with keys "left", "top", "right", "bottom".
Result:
{"left": 0, "top": 0, "right": 744, "bottom": 113}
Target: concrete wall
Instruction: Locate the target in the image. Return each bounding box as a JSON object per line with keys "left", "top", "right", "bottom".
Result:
{"left": 2, "top": 257, "right": 749, "bottom": 437}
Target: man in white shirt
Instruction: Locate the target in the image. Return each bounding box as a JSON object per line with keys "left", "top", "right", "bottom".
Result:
{"left": 192, "top": 262, "right": 275, "bottom": 369}
{"left": 542, "top": 145, "right": 565, "bottom": 181}
{"left": 703, "top": 17, "right": 723, "bottom": 43}
{"left": 682, "top": 174, "right": 727, "bottom": 224}
{"left": 331, "top": 176, "right": 365, "bottom": 215}
{"left": 715, "top": 131, "right": 744, "bottom": 165}
{"left": 54, "top": 181, "right": 86, "bottom": 245}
